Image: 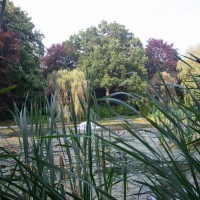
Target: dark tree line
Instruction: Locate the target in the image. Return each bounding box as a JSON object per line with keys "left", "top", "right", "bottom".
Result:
{"left": 0, "top": 1, "right": 45, "bottom": 119}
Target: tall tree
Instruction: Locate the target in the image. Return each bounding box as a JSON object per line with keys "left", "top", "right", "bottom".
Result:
{"left": 145, "top": 38, "right": 178, "bottom": 79}
{"left": 47, "top": 69, "right": 87, "bottom": 121}
{"left": 177, "top": 44, "right": 200, "bottom": 103}
{"left": 0, "top": 28, "right": 20, "bottom": 117}
{"left": 177, "top": 44, "right": 200, "bottom": 80}
{"left": 68, "top": 21, "right": 147, "bottom": 97}
{"left": 0, "top": 1, "right": 45, "bottom": 118}
{"left": 41, "top": 42, "right": 76, "bottom": 77}
{"left": 0, "top": 0, "right": 6, "bottom": 29}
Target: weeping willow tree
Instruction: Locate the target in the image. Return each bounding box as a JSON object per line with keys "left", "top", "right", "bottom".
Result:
{"left": 47, "top": 69, "right": 87, "bottom": 121}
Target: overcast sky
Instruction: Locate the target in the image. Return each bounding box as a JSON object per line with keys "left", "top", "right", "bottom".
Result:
{"left": 12, "top": 0, "right": 200, "bottom": 54}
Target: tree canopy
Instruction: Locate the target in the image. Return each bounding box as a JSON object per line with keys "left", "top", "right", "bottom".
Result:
{"left": 0, "top": 1, "right": 45, "bottom": 118}
{"left": 177, "top": 44, "right": 200, "bottom": 103}
{"left": 145, "top": 38, "right": 178, "bottom": 79}
{"left": 67, "top": 20, "right": 147, "bottom": 97}
{"left": 177, "top": 44, "right": 200, "bottom": 81}
{"left": 41, "top": 42, "right": 77, "bottom": 77}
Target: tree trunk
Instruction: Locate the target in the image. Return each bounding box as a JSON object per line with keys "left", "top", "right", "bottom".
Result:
{"left": 105, "top": 86, "right": 110, "bottom": 104}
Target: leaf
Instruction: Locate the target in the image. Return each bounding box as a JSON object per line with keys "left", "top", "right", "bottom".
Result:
{"left": 0, "top": 85, "right": 18, "bottom": 94}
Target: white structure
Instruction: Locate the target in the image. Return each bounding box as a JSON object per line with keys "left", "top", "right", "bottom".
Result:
{"left": 78, "top": 121, "right": 101, "bottom": 132}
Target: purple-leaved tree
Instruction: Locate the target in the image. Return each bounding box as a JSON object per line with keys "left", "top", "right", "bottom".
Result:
{"left": 145, "top": 38, "right": 178, "bottom": 79}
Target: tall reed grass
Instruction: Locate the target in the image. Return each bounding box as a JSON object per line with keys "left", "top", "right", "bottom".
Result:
{"left": 0, "top": 57, "right": 200, "bottom": 199}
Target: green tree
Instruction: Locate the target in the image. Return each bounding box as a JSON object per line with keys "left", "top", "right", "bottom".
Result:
{"left": 67, "top": 21, "right": 147, "bottom": 97}
{"left": 5, "top": 1, "right": 45, "bottom": 95}
{"left": 0, "top": 1, "right": 45, "bottom": 118}
{"left": 177, "top": 44, "right": 200, "bottom": 103}
{"left": 47, "top": 69, "right": 87, "bottom": 121}
{"left": 0, "top": 0, "right": 6, "bottom": 29}
{"left": 177, "top": 44, "right": 200, "bottom": 80}
{"left": 0, "top": 30, "right": 20, "bottom": 117}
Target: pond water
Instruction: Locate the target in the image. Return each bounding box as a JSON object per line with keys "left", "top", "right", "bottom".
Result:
{"left": 0, "top": 125, "right": 197, "bottom": 199}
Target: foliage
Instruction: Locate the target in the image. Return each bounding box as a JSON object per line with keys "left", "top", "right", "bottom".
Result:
{"left": 0, "top": 85, "right": 17, "bottom": 94}
{"left": 0, "top": 0, "right": 6, "bottom": 29}
{"left": 177, "top": 44, "right": 200, "bottom": 80}
{"left": 41, "top": 42, "right": 76, "bottom": 77}
{"left": 113, "top": 105, "right": 134, "bottom": 116}
{"left": 150, "top": 106, "right": 196, "bottom": 146}
{"left": 145, "top": 38, "right": 178, "bottom": 78}
{"left": 0, "top": 92, "right": 120, "bottom": 199}
{"left": 47, "top": 69, "right": 87, "bottom": 121}
{"left": 103, "top": 60, "right": 200, "bottom": 199}
{"left": 92, "top": 104, "right": 111, "bottom": 118}
{"left": 67, "top": 20, "right": 147, "bottom": 97}
{"left": 1, "top": 56, "right": 200, "bottom": 200}
{"left": 137, "top": 101, "right": 151, "bottom": 116}
{"left": 0, "top": 1, "right": 45, "bottom": 118}
{"left": 100, "top": 106, "right": 111, "bottom": 118}
{"left": 92, "top": 104, "right": 135, "bottom": 118}
{"left": 177, "top": 44, "right": 200, "bottom": 104}
{"left": 150, "top": 71, "right": 178, "bottom": 104}
{"left": 0, "top": 29, "right": 20, "bottom": 117}
{"left": 4, "top": 1, "right": 44, "bottom": 66}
